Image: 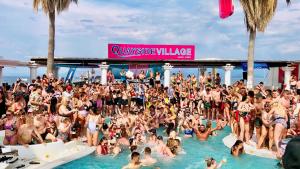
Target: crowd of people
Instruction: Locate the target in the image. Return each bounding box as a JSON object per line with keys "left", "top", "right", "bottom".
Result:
{"left": 0, "top": 70, "right": 299, "bottom": 169}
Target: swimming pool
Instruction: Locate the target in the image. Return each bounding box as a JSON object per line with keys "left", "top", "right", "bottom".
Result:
{"left": 56, "top": 127, "right": 278, "bottom": 169}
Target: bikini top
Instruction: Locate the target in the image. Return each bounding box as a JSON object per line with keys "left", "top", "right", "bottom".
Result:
{"left": 4, "top": 121, "right": 16, "bottom": 131}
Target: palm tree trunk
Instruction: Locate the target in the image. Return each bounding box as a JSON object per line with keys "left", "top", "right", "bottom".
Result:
{"left": 246, "top": 29, "right": 256, "bottom": 89}
{"left": 47, "top": 12, "right": 55, "bottom": 75}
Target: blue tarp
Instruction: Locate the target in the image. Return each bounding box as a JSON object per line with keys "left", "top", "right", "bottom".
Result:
{"left": 241, "top": 63, "right": 269, "bottom": 71}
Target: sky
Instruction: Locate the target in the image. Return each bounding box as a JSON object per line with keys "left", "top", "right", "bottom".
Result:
{"left": 0, "top": 0, "right": 300, "bottom": 77}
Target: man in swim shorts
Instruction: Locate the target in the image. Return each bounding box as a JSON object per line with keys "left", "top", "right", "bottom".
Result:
{"left": 203, "top": 87, "right": 212, "bottom": 120}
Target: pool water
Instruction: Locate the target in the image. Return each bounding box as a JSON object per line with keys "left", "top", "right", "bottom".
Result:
{"left": 56, "top": 126, "right": 279, "bottom": 169}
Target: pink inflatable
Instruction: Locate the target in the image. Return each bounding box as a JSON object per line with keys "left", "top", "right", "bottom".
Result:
{"left": 219, "top": 0, "right": 234, "bottom": 19}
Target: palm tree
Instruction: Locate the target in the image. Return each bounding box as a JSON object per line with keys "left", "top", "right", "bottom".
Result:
{"left": 33, "top": 0, "right": 78, "bottom": 76}
{"left": 239, "top": 0, "right": 291, "bottom": 89}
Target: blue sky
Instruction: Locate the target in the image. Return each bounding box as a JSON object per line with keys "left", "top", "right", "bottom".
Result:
{"left": 0, "top": 0, "right": 300, "bottom": 77}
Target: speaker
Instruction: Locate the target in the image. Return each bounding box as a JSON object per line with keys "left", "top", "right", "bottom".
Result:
{"left": 243, "top": 72, "right": 247, "bottom": 80}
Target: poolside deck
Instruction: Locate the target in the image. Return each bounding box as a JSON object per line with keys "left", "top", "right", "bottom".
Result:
{"left": 0, "top": 130, "right": 95, "bottom": 169}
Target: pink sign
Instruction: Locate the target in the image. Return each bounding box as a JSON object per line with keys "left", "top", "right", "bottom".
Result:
{"left": 108, "top": 44, "right": 195, "bottom": 60}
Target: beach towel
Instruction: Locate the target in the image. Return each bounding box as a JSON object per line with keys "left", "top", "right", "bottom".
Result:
{"left": 219, "top": 0, "right": 234, "bottom": 19}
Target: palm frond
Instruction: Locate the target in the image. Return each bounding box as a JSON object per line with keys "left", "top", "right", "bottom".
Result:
{"left": 33, "top": 0, "right": 78, "bottom": 14}
{"left": 240, "top": 0, "right": 255, "bottom": 31}
{"left": 56, "top": 0, "right": 78, "bottom": 14}
{"left": 239, "top": 0, "right": 278, "bottom": 32}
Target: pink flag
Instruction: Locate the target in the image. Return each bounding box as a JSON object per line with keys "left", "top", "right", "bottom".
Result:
{"left": 219, "top": 0, "right": 234, "bottom": 19}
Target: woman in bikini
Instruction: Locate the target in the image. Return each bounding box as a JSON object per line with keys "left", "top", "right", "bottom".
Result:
{"left": 78, "top": 93, "right": 92, "bottom": 135}
{"left": 237, "top": 95, "right": 255, "bottom": 144}
{"left": 3, "top": 109, "right": 19, "bottom": 145}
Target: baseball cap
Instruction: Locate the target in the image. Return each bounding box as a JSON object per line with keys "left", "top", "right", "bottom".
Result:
{"left": 282, "top": 136, "right": 300, "bottom": 169}
{"left": 66, "top": 85, "right": 72, "bottom": 91}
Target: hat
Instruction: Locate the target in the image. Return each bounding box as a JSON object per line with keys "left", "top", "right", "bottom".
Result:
{"left": 282, "top": 136, "right": 300, "bottom": 169}
{"left": 66, "top": 85, "right": 72, "bottom": 91}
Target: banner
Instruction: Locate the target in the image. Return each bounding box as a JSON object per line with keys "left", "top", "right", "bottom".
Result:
{"left": 108, "top": 44, "right": 195, "bottom": 60}
{"left": 219, "top": 0, "right": 234, "bottom": 19}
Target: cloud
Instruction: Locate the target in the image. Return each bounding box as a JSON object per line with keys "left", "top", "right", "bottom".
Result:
{"left": 80, "top": 19, "right": 94, "bottom": 23}
{"left": 278, "top": 42, "right": 300, "bottom": 54}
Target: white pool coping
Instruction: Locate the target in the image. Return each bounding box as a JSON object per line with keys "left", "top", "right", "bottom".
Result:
{"left": 0, "top": 130, "right": 96, "bottom": 169}
{"left": 222, "top": 134, "right": 276, "bottom": 159}
{"left": 27, "top": 145, "right": 95, "bottom": 169}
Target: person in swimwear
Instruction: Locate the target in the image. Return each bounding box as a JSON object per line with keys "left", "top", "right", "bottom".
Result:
{"left": 109, "top": 138, "right": 121, "bottom": 156}
{"left": 230, "top": 140, "right": 244, "bottom": 157}
{"left": 147, "top": 132, "right": 158, "bottom": 146}
{"left": 155, "top": 72, "right": 161, "bottom": 89}
{"left": 27, "top": 85, "right": 43, "bottom": 114}
{"left": 17, "top": 116, "right": 44, "bottom": 146}
{"left": 58, "top": 97, "right": 77, "bottom": 121}
{"left": 182, "top": 119, "right": 194, "bottom": 138}
{"left": 199, "top": 71, "right": 206, "bottom": 87}
{"left": 155, "top": 136, "right": 175, "bottom": 157}
{"left": 117, "top": 125, "right": 130, "bottom": 146}
{"left": 57, "top": 118, "right": 71, "bottom": 142}
{"left": 257, "top": 102, "right": 274, "bottom": 150}
{"left": 270, "top": 102, "right": 288, "bottom": 156}
{"left": 77, "top": 93, "right": 92, "bottom": 135}
{"left": 194, "top": 124, "right": 215, "bottom": 141}
{"left": 203, "top": 87, "right": 212, "bottom": 120}
{"left": 12, "top": 92, "right": 26, "bottom": 115}
{"left": 122, "top": 152, "right": 141, "bottom": 169}
{"left": 3, "top": 109, "right": 18, "bottom": 145}
{"left": 96, "top": 137, "right": 109, "bottom": 155}
{"left": 216, "top": 115, "right": 227, "bottom": 130}
{"left": 34, "top": 114, "right": 48, "bottom": 142}
{"left": 211, "top": 86, "right": 221, "bottom": 120}
{"left": 237, "top": 95, "right": 255, "bottom": 144}
{"left": 85, "top": 107, "right": 100, "bottom": 146}
{"left": 205, "top": 157, "right": 226, "bottom": 169}
{"left": 141, "top": 147, "right": 157, "bottom": 166}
